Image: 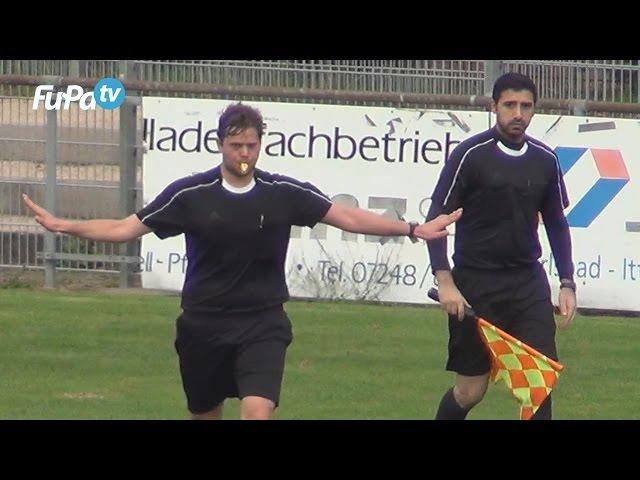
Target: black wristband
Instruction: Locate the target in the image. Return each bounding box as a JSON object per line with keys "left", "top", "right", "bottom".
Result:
{"left": 560, "top": 279, "right": 577, "bottom": 292}
{"left": 407, "top": 222, "right": 418, "bottom": 238}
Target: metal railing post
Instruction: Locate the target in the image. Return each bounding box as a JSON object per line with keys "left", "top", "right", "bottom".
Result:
{"left": 119, "top": 97, "right": 138, "bottom": 288}
{"left": 44, "top": 107, "right": 58, "bottom": 288}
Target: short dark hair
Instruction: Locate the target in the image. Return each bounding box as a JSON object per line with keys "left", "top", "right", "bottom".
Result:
{"left": 492, "top": 73, "right": 538, "bottom": 104}
{"left": 217, "top": 103, "right": 265, "bottom": 141}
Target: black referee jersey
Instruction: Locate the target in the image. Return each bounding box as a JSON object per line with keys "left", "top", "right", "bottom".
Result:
{"left": 425, "top": 126, "right": 574, "bottom": 280}
{"left": 136, "top": 167, "right": 332, "bottom": 314}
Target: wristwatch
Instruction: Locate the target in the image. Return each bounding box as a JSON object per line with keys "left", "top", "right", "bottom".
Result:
{"left": 560, "top": 279, "right": 577, "bottom": 292}
{"left": 407, "top": 221, "right": 419, "bottom": 238}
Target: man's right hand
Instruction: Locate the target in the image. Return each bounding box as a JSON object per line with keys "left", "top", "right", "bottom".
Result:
{"left": 23, "top": 193, "right": 150, "bottom": 242}
{"left": 435, "top": 272, "right": 471, "bottom": 321}
{"left": 22, "top": 193, "right": 64, "bottom": 232}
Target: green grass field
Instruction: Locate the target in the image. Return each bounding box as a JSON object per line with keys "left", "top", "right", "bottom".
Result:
{"left": 0, "top": 288, "right": 638, "bottom": 419}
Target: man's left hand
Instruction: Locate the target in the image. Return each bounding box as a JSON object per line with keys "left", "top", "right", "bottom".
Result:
{"left": 557, "top": 287, "right": 577, "bottom": 329}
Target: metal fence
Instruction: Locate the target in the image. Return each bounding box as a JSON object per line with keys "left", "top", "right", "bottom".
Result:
{"left": 2, "top": 60, "right": 639, "bottom": 102}
{"left": 0, "top": 93, "right": 143, "bottom": 286}
{"left": 1, "top": 60, "right": 639, "bottom": 287}
{"left": 502, "top": 60, "right": 640, "bottom": 103}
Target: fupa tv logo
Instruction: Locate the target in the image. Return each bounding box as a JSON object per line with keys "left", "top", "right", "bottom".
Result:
{"left": 32, "top": 77, "right": 126, "bottom": 111}
{"left": 555, "top": 146, "right": 630, "bottom": 228}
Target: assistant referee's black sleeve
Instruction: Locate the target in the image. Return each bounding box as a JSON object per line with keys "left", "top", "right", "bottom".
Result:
{"left": 425, "top": 144, "right": 469, "bottom": 274}
{"left": 541, "top": 166, "right": 574, "bottom": 280}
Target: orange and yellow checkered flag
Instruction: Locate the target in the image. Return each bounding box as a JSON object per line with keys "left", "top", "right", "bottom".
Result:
{"left": 477, "top": 318, "right": 564, "bottom": 420}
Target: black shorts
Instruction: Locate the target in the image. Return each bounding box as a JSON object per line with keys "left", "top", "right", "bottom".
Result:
{"left": 445, "top": 262, "right": 558, "bottom": 377}
{"left": 174, "top": 305, "right": 293, "bottom": 414}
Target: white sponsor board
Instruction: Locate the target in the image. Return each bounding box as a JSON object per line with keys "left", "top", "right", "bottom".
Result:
{"left": 140, "top": 97, "right": 640, "bottom": 311}
{"left": 524, "top": 115, "right": 639, "bottom": 311}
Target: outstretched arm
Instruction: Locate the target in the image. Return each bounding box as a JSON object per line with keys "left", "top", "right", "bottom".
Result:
{"left": 320, "top": 203, "right": 461, "bottom": 240}
{"left": 23, "top": 193, "right": 151, "bottom": 243}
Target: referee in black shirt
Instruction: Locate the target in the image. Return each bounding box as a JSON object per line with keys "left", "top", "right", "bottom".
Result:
{"left": 23, "top": 102, "right": 461, "bottom": 420}
{"left": 425, "top": 73, "right": 577, "bottom": 420}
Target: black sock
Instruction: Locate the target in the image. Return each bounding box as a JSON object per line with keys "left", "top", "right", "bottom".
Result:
{"left": 435, "top": 387, "right": 471, "bottom": 420}
{"left": 531, "top": 395, "right": 552, "bottom": 420}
